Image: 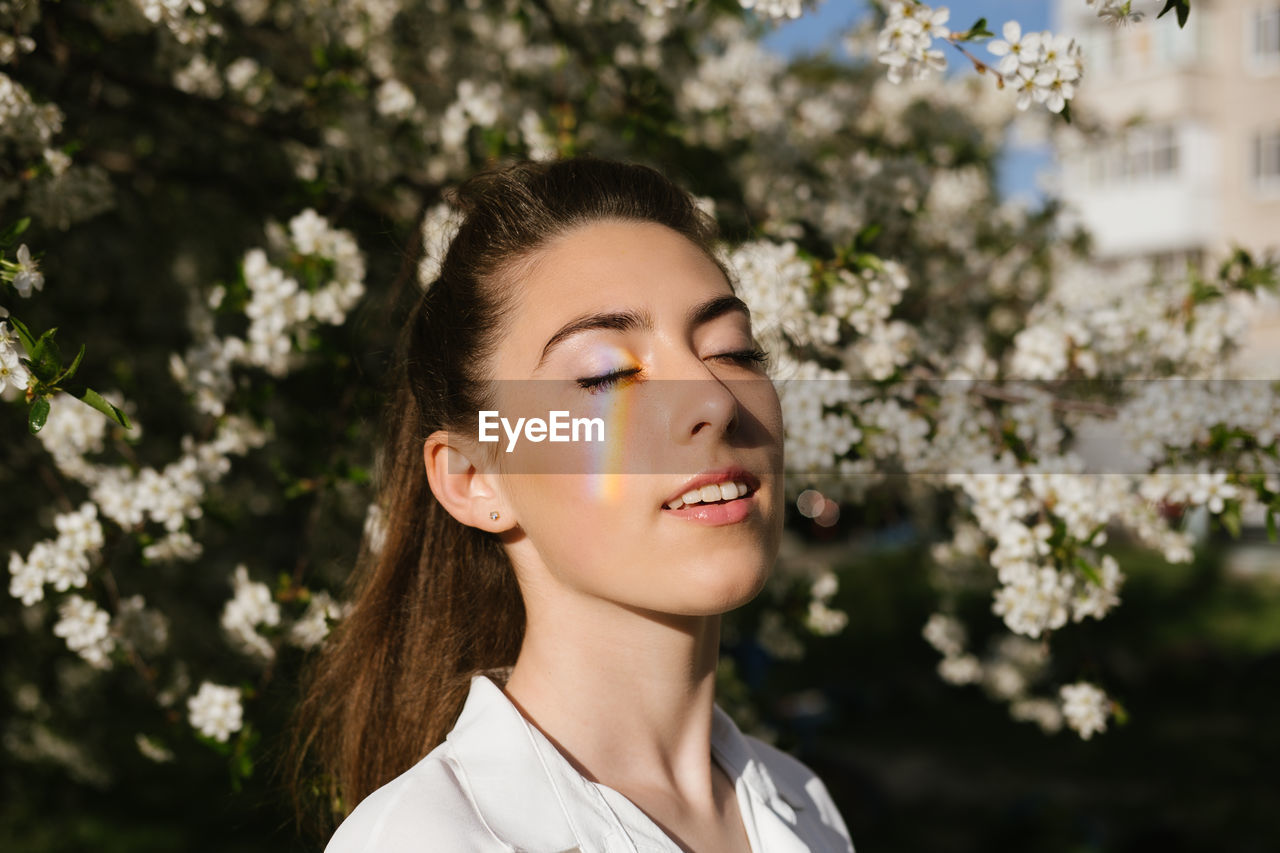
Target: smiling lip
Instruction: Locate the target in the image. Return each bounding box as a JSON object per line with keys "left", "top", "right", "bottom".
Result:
{"left": 659, "top": 466, "right": 760, "bottom": 528}
{"left": 661, "top": 466, "right": 760, "bottom": 509}
{"left": 661, "top": 494, "right": 755, "bottom": 526}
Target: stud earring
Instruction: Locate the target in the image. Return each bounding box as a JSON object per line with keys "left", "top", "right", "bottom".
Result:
{"left": 489, "top": 511, "right": 500, "bottom": 521}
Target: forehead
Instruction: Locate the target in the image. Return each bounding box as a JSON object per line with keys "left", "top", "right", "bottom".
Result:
{"left": 492, "top": 219, "right": 734, "bottom": 368}
{"left": 522, "top": 218, "right": 725, "bottom": 293}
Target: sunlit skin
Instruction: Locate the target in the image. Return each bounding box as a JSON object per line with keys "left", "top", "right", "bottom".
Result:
{"left": 423, "top": 219, "right": 785, "bottom": 853}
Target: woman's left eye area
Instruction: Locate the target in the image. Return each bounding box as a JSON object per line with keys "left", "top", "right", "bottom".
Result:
{"left": 575, "top": 366, "right": 641, "bottom": 393}
{"left": 575, "top": 347, "right": 770, "bottom": 394}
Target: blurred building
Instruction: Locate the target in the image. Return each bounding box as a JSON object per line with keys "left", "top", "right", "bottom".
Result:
{"left": 1053, "top": 0, "right": 1280, "bottom": 375}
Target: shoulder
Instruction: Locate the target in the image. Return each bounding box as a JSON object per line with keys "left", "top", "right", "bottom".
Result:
{"left": 743, "top": 734, "right": 855, "bottom": 851}
{"left": 325, "top": 745, "right": 511, "bottom": 853}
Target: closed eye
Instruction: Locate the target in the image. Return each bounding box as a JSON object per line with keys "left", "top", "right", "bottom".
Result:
{"left": 576, "top": 347, "right": 770, "bottom": 395}
{"left": 576, "top": 367, "right": 641, "bottom": 394}
{"left": 710, "top": 347, "right": 771, "bottom": 370}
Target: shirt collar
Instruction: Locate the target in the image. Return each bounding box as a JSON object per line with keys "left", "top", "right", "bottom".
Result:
{"left": 446, "top": 673, "right": 807, "bottom": 852}
{"left": 710, "top": 702, "right": 808, "bottom": 823}
{"left": 448, "top": 674, "right": 636, "bottom": 852}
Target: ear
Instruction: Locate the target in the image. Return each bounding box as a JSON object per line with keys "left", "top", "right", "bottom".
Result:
{"left": 423, "top": 429, "right": 511, "bottom": 531}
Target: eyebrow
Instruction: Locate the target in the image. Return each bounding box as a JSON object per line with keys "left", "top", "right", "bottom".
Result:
{"left": 534, "top": 294, "right": 752, "bottom": 372}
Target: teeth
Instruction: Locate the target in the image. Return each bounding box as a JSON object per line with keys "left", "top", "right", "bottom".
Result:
{"left": 665, "top": 481, "right": 750, "bottom": 510}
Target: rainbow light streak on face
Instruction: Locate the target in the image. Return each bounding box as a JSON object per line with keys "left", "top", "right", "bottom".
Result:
{"left": 575, "top": 343, "right": 635, "bottom": 503}
{"left": 583, "top": 379, "right": 630, "bottom": 502}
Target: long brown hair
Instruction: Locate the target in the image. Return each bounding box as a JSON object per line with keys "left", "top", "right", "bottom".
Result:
{"left": 288, "top": 156, "right": 731, "bottom": 834}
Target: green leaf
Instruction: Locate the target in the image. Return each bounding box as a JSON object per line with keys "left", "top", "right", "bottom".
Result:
{"left": 68, "top": 385, "right": 132, "bottom": 429}
{"left": 7, "top": 314, "right": 37, "bottom": 353}
{"left": 1157, "top": 0, "right": 1191, "bottom": 27}
{"left": 1060, "top": 100, "right": 1073, "bottom": 125}
{"left": 0, "top": 217, "right": 31, "bottom": 244}
{"left": 852, "top": 223, "right": 881, "bottom": 252}
{"left": 52, "top": 344, "right": 85, "bottom": 385}
{"left": 27, "top": 396, "right": 50, "bottom": 434}
{"left": 28, "top": 327, "right": 64, "bottom": 381}
{"left": 228, "top": 723, "right": 260, "bottom": 792}
{"left": 1221, "top": 503, "right": 1242, "bottom": 538}
{"left": 1266, "top": 507, "right": 1277, "bottom": 543}
{"left": 853, "top": 252, "right": 885, "bottom": 272}
{"left": 1074, "top": 555, "right": 1103, "bottom": 586}
{"left": 963, "top": 17, "right": 994, "bottom": 40}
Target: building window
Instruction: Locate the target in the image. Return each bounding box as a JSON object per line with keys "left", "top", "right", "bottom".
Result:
{"left": 1148, "top": 126, "right": 1179, "bottom": 176}
{"left": 1080, "top": 125, "right": 1181, "bottom": 187}
{"left": 1250, "top": 5, "right": 1280, "bottom": 68}
{"left": 1151, "top": 250, "right": 1206, "bottom": 280}
{"left": 1252, "top": 129, "right": 1280, "bottom": 191}
{"left": 1120, "top": 125, "right": 1180, "bottom": 182}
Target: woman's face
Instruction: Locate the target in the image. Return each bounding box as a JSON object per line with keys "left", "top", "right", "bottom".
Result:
{"left": 480, "top": 219, "right": 785, "bottom": 618}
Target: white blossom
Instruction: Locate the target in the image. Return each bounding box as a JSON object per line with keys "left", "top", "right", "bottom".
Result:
{"left": 134, "top": 0, "right": 223, "bottom": 44}
{"left": 9, "top": 550, "right": 44, "bottom": 605}
{"left": 1059, "top": 681, "right": 1110, "bottom": 739}
{"left": 738, "top": 0, "right": 804, "bottom": 19}
{"left": 922, "top": 612, "right": 967, "bottom": 657}
{"left": 416, "top": 203, "right": 464, "bottom": 289}
{"left": 375, "top": 79, "right": 416, "bottom": 118}
{"left": 224, "top": 57, "right": 260, "bottom": 92}
{"left": 518, "top": 109, "right": 557, "bottom": 161}
{"left": 220, "top": 564, "right": 280, "bottom": 660}
{"left": 143, "top": 530, "right": 204, "bottom": 563}
{"left": 172, "top": 55, "right": 224, "bottom": 98}
{"left": 11, "top": 244, "right": 44, "bottom": 297}
{"left": 988, "top": 21, "right": 1042, "bottom": 77}
{"left": 135, "top": 733, "right": 175, "bottom": 763}
{"left": 726, "top": 240, "right": 817, "bottom": 348}
{"left": 53, "top": 595, "right": 115, "bottom": 669}
{"left": 1071, "top": 553, "right": 1123, "bottom": 622}
{"left": 938, "top": 654, "right": 983, "bottom": 685}
{"left": 805, "top": 600, "right": 848, "bottom": 635}
{"left": 991, "top": 562, "right": 1073, "bottom": 638}
{"left": 1093, "top": 1, "right": 1145, "bottom": 26}
{"left": 1010, "top": 697, "right": 1064, "bottom": 734}
{"left": 187, "top": 681, "right": 244, "bottom": 743}
{"left": 289, "top": 591, "right": 347, "bottom": 649}
{"left": 876, "top": 3, "right": 946, "bottom": 85}
{"left": 987, "top": 22, "right": 1081, "bottom": 114}
{"left": 0, "top": 346, "right": 30, "bottom": 395}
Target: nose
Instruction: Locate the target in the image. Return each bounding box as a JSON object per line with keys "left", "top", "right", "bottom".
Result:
{"left": 665, "top": 354, "right": 740, "bottom": 445}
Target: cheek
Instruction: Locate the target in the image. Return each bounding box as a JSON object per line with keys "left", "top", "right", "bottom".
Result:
{"left": 504, "top": 472, "right": 640, "bottom": 555}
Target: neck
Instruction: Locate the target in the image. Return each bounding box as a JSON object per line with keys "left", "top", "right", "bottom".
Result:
{"left": 502, "top": 592, "right": 723, "bottom": 796}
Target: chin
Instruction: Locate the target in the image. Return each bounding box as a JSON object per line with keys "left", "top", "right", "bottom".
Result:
{"left": 670, "top": 559, "right": 772, "bottom": 616}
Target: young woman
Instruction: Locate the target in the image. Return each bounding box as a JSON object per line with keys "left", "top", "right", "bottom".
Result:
{"left": 292, "top": 157, "right": 855, "bottom": 852}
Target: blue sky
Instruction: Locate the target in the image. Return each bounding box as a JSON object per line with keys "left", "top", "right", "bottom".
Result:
{"left": 761, "top": 0, "right": 1055, "bottom": 203}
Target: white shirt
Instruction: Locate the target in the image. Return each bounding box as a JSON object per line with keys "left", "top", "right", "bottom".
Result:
{"left": 326, "top": 674, "right": 855, "bottom": 853}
